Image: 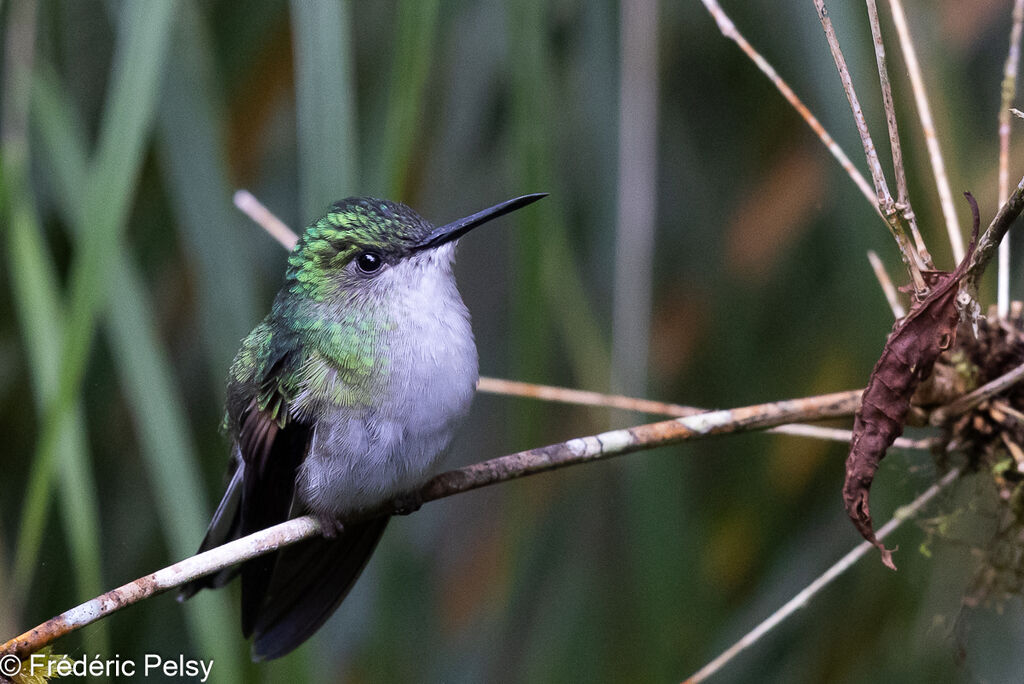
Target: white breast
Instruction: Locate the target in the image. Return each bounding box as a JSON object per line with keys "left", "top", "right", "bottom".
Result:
{"left": 295, "top": 244, "right": 479, "bottom": 515}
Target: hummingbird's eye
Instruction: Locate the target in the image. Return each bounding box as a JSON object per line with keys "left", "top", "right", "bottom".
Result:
{"left": 355, "top": 251, "right": 383, "bottom": 273}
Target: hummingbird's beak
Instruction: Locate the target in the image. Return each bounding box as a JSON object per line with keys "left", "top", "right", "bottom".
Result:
{"left": 415, "top": 193, "right": 548, "bottom": 251}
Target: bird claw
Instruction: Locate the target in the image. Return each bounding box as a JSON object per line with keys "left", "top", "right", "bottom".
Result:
{"left": 392, "top": 491, "right": 423, "bottom": 515}
{"left": 316, "top": 514, "right": 346, "bottom": 538}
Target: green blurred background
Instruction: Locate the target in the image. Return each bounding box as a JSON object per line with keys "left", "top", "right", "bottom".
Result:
{"left": 2, "top": 0, "right": 1024, "bottom": 681}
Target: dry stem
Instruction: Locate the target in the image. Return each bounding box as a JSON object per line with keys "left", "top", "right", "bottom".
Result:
{"left": 865, "top": 0, "right": 930, "bottom": 265}
{"left": 1, "top": 389, "right": 864, "bottom": 659}
{"left": 814, "top": 0, "right": 925, "bottom": 290}
{"left": 233, "top": 190, "right": 297, "bottom": 250}
{"left": 698, "top": 2, "right": 881, "bottom": 219}
{"left": 967, "top": 175, "right": 1024, "bottom": 288}
{"left": 479, "top": 377, "right": 934, "bottom": 450}
{"left": 813, "top": 1, "right": 892, "bottom": 211}
{"left": 887, "top": 0, "right": 964, "bottom": 263}
{"left": 868, "top": 249, "right": 906, "bottom": 319}
{"left": 998, "top": 0, "right": 1024, "bottom": 317}
{"left": 703, "top": 0, "right": 933, "bottom": 285}
{"left": 929, "top": 361, "right": 1024, "bottom": 426}
{"left": 477, "top": 376, "right": 704, "bottom": 417}
{"left": 683, "top": 467, "right": 961, "bottom": 684}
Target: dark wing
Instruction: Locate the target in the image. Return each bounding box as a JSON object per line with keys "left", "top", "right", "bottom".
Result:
{"left": 237, "top": 397, "right": 312, "bottom": 636}
{"left": 177, "top": 345, "right": 311, "bottom": 623}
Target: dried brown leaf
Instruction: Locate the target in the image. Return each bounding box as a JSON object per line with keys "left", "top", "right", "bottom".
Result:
{"left": 843, "top": 193, "right": 981, "bottom": 569}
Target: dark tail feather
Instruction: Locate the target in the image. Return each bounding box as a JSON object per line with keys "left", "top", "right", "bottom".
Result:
{"left": 177, "top": 447, "right": 387, "bottom": 660}
{"left": 177, "top": 463, "right": 245, "bottom": 601}
{"left": 250, "top": 516, "right": 391, "bottom": 661}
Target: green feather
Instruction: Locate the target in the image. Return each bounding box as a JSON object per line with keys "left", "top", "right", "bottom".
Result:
{"left": 225, "top": 197, "right": 429, "bottom": 425}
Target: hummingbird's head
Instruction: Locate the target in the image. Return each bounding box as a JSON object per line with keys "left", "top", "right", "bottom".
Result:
{"left": 283, "top": 194, "right": 547, "bottom": 303}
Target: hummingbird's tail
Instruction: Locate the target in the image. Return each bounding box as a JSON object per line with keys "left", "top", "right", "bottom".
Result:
{"left": 177, "top": 456, "right": 391, "bottom": 660}
{"left": 248, "top": 516, "right": 390, "bottom": 661}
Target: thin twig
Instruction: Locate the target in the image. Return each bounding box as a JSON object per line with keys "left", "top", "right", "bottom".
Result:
{"left": 865, "top": 0, "right": 930, "bottom": 266}
{"left": 698, "top": 1, "right": 879, "bottom": 216}
{"left": 813, "top": 1, "right": 892, "bottom": 211}
{"left": 998, "top": 0, "right": 1024, "bottom": 317}
{"left": 813, "top": 0, "right": 925, "bottom": 290}
{"left": 929, "top": 361, "right": 1024, "bottom": 426}
{"left": 683, "top": 467, "right": 961, "bottom": 684}
{"left": 887, "top": 0, "right": 964, "bottom": 263}
{"left": 769, "top": 423, "right": 935, "bottom": 451}
{"left": 1, "top": 388, "right": 866, "bottom": 659}
{"left": 967, "top": 174, "right": 1024, "bottom": 288}
{"left": 479, "top": 377, "right": 933, "bottom": 451}
{"left": 701, "top": 0, "right": 937, "bottom": 284}
{"left": 992, "top": 398, "right": 1024, "bottom": 426}
{"left": 478, "top": 376, "right": 704, "bottom": 416}
{"left": 233, "top": 189, "right": 298, "bottom": 250}
{"left": 867, "top": 250, "right": 906, "bottom": 319}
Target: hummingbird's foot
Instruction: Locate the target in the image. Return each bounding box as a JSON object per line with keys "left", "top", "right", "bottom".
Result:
{"left": 392, "top": 490, "right": 424, "bottom": 516}
{"left": 315, "top": 514, "right": 346, "bottom": 539}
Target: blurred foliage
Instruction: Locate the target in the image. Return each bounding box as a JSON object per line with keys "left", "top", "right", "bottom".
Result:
{"left": 2, "top": 0, "right": 1024, "bottom": 682}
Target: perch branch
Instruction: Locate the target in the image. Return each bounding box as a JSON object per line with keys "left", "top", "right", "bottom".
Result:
{"left": 1, "top": 389, "right": 864, "bottom": 659}
{"left": 683, "top": 467, "right": 961, "bottom": 684}
{"left": 998, "top": 0, "right": 1024, "bottom": 316}
{"left": 0, "top": 518, "right": 321, "bottom": 663}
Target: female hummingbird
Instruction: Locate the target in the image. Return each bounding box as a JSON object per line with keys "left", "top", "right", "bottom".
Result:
{"left": 178, "top": 193, "right": 546, "bottom": 660}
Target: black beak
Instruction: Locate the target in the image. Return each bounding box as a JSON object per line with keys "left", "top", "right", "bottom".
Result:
{"left": 415, "top": 193, "right": 548, "bottom": 251}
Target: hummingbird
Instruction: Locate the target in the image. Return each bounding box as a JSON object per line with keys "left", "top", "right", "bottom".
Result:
{"left": 178, "top": 193, "right": 546, "bottom": 660}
